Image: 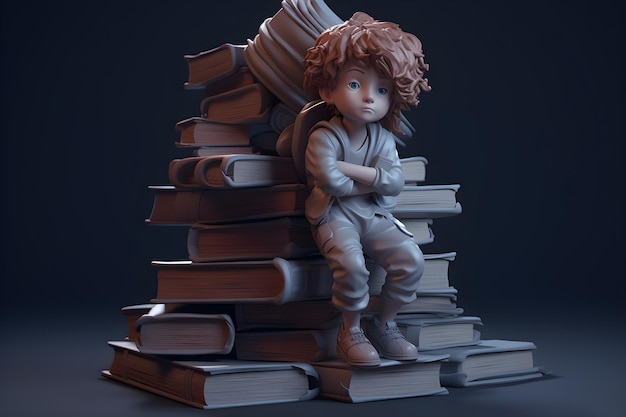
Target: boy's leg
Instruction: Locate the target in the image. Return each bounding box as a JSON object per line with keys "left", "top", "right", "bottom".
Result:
{"left": 363, "top": 215, "right": 424, "bottom": 360}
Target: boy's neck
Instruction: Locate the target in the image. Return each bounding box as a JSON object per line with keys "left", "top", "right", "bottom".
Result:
{"left": 340, "top": 116, "right": 369, "bottom": 151}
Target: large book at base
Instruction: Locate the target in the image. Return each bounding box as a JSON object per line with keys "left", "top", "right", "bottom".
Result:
{"left": 431, "top": 339, "right": 544, "bottom": 387}
{"left": 103, "top": 341, "right": 319, "bottom": 409}
{"left": 312, "top": 356, "right": 449, "bottom": 403}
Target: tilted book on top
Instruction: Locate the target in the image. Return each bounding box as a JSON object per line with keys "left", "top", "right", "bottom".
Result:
{"left": 183, "top": 43, "right": 247, "bottom": 89}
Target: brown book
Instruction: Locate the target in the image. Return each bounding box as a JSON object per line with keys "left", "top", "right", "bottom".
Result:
{"left": 183, "top": 43, "right": 247, "bottom": 89}
{"left": 234, "top": 300, "right": 341, "bottom": 330}
{"left": 174, "top": 117, "right": 250, "bottom": 147}
{"left": 145, "top": 184, "right": 308, "bottom": 225}
{"left": 103, "top": 340, "right": 319, "bottom": 409}
{"left": 150, "top": 253, "right": 457, "bottom": 304}
{"left": 200, "top": 83, "right": 276, "bottom": 124}
{"left": 235, "top": 328, "right": 340, "bottom": 363}
{"left": 187, "top": 217, "right": 318, "bottom": 262}
{"left": 312, "top": 356, "right": 448, "bottom": 403}
{"left": 201, "top": 67, "right": 255, "bottom": 96}
{"left": 150, "top": 257, "right": 334, "bottom": 304}
{"left": 134, "top": 304, "right": 236, "bottom": 355}
{"left": 121, "top": 304, "right": 155, "bottom": 342}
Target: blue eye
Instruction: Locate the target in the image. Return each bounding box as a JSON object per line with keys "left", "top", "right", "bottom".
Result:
{"left": 378, "top": 87, "right": 388, "bottom": 95}
{"left": 348, "top": 81, "right": 360, "bottom": 90}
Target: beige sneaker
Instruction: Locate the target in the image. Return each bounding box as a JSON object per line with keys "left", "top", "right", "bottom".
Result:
{"left": 365, "top": 316, "right": 419, "bottom": 361}
{"left": 337, "top": 325, "right": 381, "bottom": 367}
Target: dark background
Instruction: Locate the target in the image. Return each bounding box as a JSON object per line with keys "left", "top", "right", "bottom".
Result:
{"left": 1, "top": 1, "right": 624, "bottom": 416}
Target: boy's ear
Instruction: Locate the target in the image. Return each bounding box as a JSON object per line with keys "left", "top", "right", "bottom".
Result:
{"left": 318, "top": 87, "right": 333, "bottom": 104}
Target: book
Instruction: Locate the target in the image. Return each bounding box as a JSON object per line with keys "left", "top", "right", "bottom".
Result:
{"left": 392, "top": 315, "right": 483, "bottom": 350}
{"left": 200, "top": 83, "right": 275, "bottom": 124}
{"left": 145, "top": 184, "right": 308, "bottom": 225}
{"left": 312, "top": 356, "right": 449, "bottom": 403}
{"left": 367, "top": 292, "right": 463, "bottom": 316}
{"left": 401, "top": 156, "right": 428, "bottom": 183}
{"left": 103, "top": 340, "right": 319, "bottom": 409}
{"left": 234, "top": 300, "right": 341, "bottom": 330}
{"left": 187, "top": 217, "right": 318, "bottom": 262}
{"left": 183, "top": 43, "right": 247, "bottom": 89}
{"left": 432, "top": 339, "right": 544, "bottom": 387}
{"left": 121, "top": 304, "right": 155, "bottom": 342}
{"left": 150, "top": 257, "right": 334, "bottom": 304}
{"left": 193, "top": 154, "right": 299, "bottom": 188}
{"left": 174, "top": 117, "right": 250, "bottom": 147}
{"left": 134, "top": 304, "right": 236, "bottom": 355}
{"left": 192, "top": 145, "right": 256, "bottom": 157}
{"left": 235, "top": 327, "right": 340, "bottom": 363}
{"left": 368, "top": 252, "right": 457, "bottom": 294}
{"left": 201, "top": 66, "right": 256, "bottom": 96}
{"left": 400, "top": 218, "right": 434, "bottom": 245}
{"left": 392, "top": 184, "right": 462, "bottom": 219}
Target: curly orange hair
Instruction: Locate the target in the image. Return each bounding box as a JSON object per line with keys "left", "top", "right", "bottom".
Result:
{"left": 303, "top": 12, "right": 431, "bottom": 135}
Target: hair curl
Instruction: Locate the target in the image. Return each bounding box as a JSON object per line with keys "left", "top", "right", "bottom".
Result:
{"left": 303, "top": 12, "right": 431, "bottom": 135}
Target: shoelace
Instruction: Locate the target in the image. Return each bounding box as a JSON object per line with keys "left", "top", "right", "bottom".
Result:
{"left": 344, "top": 328, "right": 370, "bottom": 344}
{"left": 384, "top": 324, "right": 404, "bottom": 340}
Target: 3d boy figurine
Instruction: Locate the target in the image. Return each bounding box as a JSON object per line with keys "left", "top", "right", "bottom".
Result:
{"left": 302, "top": 12, "right": 431, "bottom": 366}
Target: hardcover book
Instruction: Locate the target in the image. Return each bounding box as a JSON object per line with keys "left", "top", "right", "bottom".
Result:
{"left": 103, "top": 340, "right": 319, "bottom": 409}
{"left": 312, "top": 356, "right": 449, "bottom": 403}
{"left": 432, "top": 339, "right": 544, "bottom": 387}
{"left": 184, "top": 43, "right": 247, "bottom": 89}
{"left": 146, "top": 184, "right": 308, "bottom": 225}
{"left": 135, "top": 304, "right": 236, "bottom": 355}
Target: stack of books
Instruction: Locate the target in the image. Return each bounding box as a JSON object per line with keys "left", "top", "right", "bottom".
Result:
{"left": 103, "top": 0, "right": 544, "bottom": 409}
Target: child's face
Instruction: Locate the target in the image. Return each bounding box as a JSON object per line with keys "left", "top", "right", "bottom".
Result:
{"left": 322, "top": 60, "right": 393, "bottom": 126}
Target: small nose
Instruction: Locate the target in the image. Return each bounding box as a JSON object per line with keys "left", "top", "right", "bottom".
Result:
{"left": 363, "top": 95, "right": 374, "bottom": 103}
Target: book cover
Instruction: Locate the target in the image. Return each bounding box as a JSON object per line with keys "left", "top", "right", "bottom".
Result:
{"left": 200, "top": 83, "right": 276, "bottom": 124}
{"left": 174, "top": 117, "right": 250, "bottom": 147}
{"left": 151, "top": 257, "right": 334, "bottom": 304}
{"left": 103, "top": 340, "right": 319, "bottom": 409}
{"left": 235, "top": 327, "right": 340, "bottom": 363}
{"left": 146, "top": 184, "right": 308, "bottom": 225}
{"left": 187, "top": 217, "right": 318, "bottom": 262}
